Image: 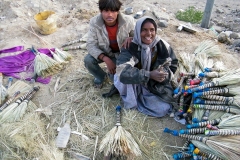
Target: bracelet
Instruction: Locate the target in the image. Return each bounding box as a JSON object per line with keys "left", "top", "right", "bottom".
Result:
{"left": 101, "top": 55, "right": 105, "bottom": 61}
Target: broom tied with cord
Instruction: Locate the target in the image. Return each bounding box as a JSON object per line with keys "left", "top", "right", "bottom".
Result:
{"left": 22, "top": 26, "right": 72, "bottom": 63}
{"left": 11, "top": 86, "right": 40, "bottom": 122}
{"left": 193, "top": 104, "right": 240, "bottom": 115}
{"left": 193, "top": 85, "right": 240, "bottom": 98}
{"left": 164, "top": 128, "right": 240, "bottom": 160}
{"left": 0, "top": 86, "right": 39, "bottom": 123}
{"left": 30, "top": 46, "right": 62, "bottom": 78}
{"left": 0, "top": 91, "right": 20, "bottom": 111}
{"left": 99, "top": 106, "right": 141, "bottom": 157}
{"left": 193, "top": 148, "right": 223, "bottom": 160}
{"left": 187, "top": 115, "right": 240, "bottom": 129}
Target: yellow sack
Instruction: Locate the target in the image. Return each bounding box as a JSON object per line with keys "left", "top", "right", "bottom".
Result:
{"left": 34, "top": 10, "right": 57, "bottom": 35}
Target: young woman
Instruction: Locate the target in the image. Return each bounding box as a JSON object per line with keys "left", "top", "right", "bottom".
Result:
{"left": 114, "top": 16, "right": 178, "bottom": 117}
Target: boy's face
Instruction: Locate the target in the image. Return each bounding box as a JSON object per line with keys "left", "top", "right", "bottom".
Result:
{"left": 101, "top": 10, "right": 118, "bottom": 26}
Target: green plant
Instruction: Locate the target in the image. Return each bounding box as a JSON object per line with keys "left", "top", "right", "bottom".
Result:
{"left": 176, "top": 6, "right": 203, "bottom": 24}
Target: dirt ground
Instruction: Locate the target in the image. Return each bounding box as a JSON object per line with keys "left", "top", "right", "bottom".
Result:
{"left": 0, "top": 0, "right": 240, "bottom": 160}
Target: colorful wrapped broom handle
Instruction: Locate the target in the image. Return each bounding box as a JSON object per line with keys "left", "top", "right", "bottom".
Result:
{"left": 163, "top": 128, "right": 179, "bottom": 136}
{"left": 204, "top": 67, "right": 223, "bottom": 72}
{"left": 193, "top": 98, "right": 229, "bottom": 105}
{"left": 173, "top": 151, "right": 192, "bottom": 160}
{"left": 193, "top": 88, "right": 229, "bottom": 98}
{"left": 186, "top": 118, "right": 221, "bottom": 129}
{"left": 116, "top": 105, "right": 121, "bottom": 126}
{"left": 180, "top": 72, "right": 195, "bottom": 77}
{"left": 205, "top": 129, "right": 240, "bottom": 136}
{"left": 189, "top": 79, "right": 201, "bottom": 85}
{"left": 188, "top": 82, "right": 216, "bottom": 93}
{"left": 179, "top": 128, "right": 206, "bottom": 135}
{"left": 198, "top": 72, "right": 225, "bottom": 78}
{"left": 193, "top": 104, "right": 239, "bottom": 114}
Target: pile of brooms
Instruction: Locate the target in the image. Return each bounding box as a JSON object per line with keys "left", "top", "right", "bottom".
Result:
{"left": 164, "top": 40, "right": 240, "bottom": 160}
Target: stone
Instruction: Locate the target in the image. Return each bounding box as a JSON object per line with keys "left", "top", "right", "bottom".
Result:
{"left": 230, "top": 32, "right": 240, "bottom": 39}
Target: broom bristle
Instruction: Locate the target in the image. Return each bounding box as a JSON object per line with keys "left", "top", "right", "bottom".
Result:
{"left": 55, "top": 48, "right": 72, "bottom": 61}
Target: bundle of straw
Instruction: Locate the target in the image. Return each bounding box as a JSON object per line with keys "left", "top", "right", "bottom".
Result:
{"left": 31, "top": 47, "right": 62, "bottom": 77}
{"left": 99, "top": 106, "right": 141, "bottom": 157}
{"left": 194, "top": 40, "right": 222, "bottom": 58}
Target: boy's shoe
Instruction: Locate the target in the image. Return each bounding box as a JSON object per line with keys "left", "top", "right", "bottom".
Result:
{"left": 102, "top": 84, "right": 119, "bottom": 98}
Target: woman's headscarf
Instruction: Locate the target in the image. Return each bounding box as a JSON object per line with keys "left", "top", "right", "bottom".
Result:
{"left": 132, "top": 16, "right": 160, "bottom": 71}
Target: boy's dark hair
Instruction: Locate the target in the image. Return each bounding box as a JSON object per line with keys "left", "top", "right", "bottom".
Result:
{"left": 98, "top": 0, "right": 122, "bottom": 12}
{"left": 141, "top": 18, "right": 157, "bottom": 31}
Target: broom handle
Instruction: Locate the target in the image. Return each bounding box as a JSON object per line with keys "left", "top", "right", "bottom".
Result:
{"left": 180, "top": 72, "right": 195, "bottom": 77}
{"left": 24, "top": 86, "right": 40, "bottom": 101}
{"left": 202, "top": 95, "right": 234, "bottom": 104}
{"left": 199, "top": 72, "right": 225, "bottom": 78}
{"left": 63, "top": 45, "right": 83, "bottom": 51}
{"left": 61, "top": 39, "right": 83, "bottom": 47}
{"left": 204, "top": 67, "right": 224, "bottom": 72}
{"left": 179, "top": 128, "right": 206, "bottom": 135}
{"left": 0, "top": 91, "right": 20, "bottom": 111}
{"left": 172, "top": 151, "right": 192, "bottom": 159}
{"left": 193, "top": 88, "right": 229, "bottom": 98}
{"left": 205, "top": 129, "right": 240, "bottom": 136}
{"left": 193, "top": 104, "right": 237, "bottom": 114}
{"left": 194, "top": 98, "right": 231, "bottom": 105}
{"left": 186, "top": 118, "right": 221, "bottom": 129}
{"left": 115, "top": 106, "right": 121, "bottom": 126}
{"left": 178, "top": 134, "right": 208, "bottom": 144}
{"left": 181, "top": 140, "right": 190, "bottom": 151}
{"left": 189, "top": 82, "right": 215, "bottom": 93}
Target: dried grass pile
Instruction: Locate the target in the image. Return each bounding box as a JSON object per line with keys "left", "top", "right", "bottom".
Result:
{"left": 0, "top": 44, "right": 185, "bottom": 160}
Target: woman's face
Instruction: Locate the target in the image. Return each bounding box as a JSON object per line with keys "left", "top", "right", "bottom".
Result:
{"left": 140, "top": 22, "right": 156, "bottom": 45}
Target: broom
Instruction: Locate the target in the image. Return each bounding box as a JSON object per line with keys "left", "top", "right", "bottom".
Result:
{"left": 191, "top": 140, "right": 225, "bottom": 160}
{"left": 12, "top": 86, "right": 40, "bottom": 122}
{"left": 193, "top": 85, "right": 240, "bottom": 98}
{"left": 30, "top": 46, "right": 62, "bottom": 77}
{"left": 179, "top": 134, "right": 240, "bottom": 160}
{"left": 186, "top": 115, "right": 240, "bottom": 129}
{"left": 193, "top": 147, "right": 223, "bottom": 160}
{"left": 61, "top": 33, "right": 88, "bottom": 47}
{"left": 22, "top": 26, "right": 72, "bottom": 62}
{"left": 205, "top": 129, "right": 240, "bottom": 136}
{"left": 99, "top": 106, "right": 141, "bottom": 157}
{"left": 0, "top": 87, "right": 38, "bottom": 123}
{"left": 164, "top": 128, "right": 240, "bottom": 159}
{"left": 193, "top": 104, "right": 240, "bottom": 115}
{"left": 201, "top": 95, "right": 240, "bottom": 107}
{"left": 188, "top": 69, "right": 240, "bottom": 93}
{"left": 0, "top": 91, "right": 20, "bottom": 111}
{"left": 194, "top": 40, "right": 222, "bottom": 58}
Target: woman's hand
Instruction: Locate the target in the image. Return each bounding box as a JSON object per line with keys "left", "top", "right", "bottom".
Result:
{"left": 103, "top": 56, "right": 116, "bottom": 74}
{"left": 150, "top": 69, "right": 168, "bottom": 82}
